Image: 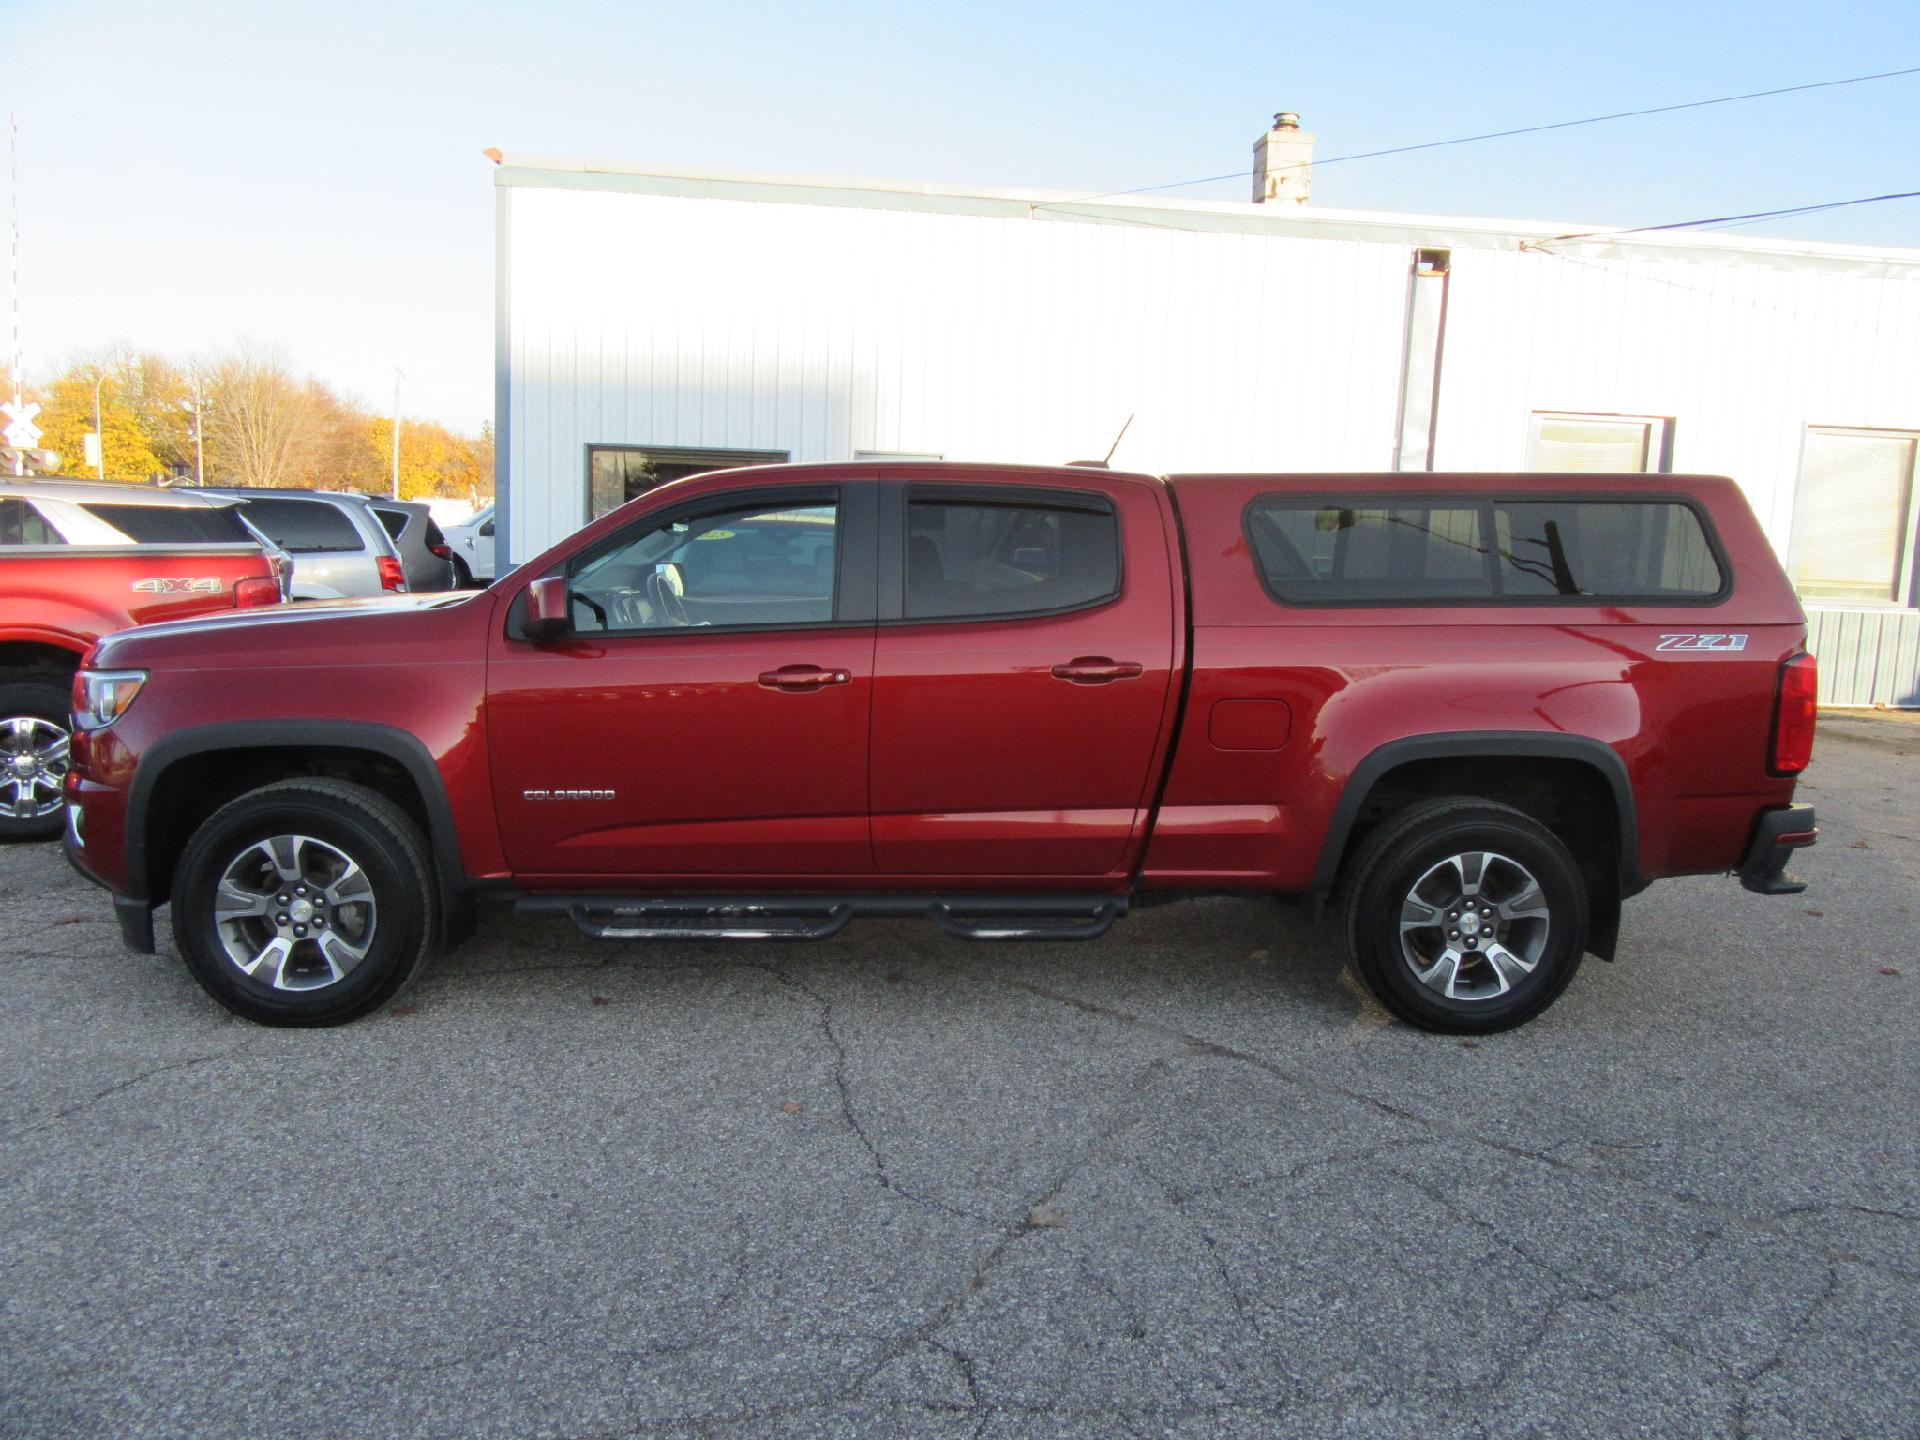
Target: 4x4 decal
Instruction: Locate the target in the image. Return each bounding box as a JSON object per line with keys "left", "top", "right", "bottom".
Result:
{"left": 132, "top": 577, "right": 224, "bottom": 594}
{"left": 1657, "top": 633, "right": 1748, "bottom": 652}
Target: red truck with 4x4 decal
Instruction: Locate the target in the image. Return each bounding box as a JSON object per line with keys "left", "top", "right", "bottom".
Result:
{"left": 63, "top": 462, "right": 1817, "bottom": 1032}
{"left": 0, "top": 479, "right": 286, "bottom": 841}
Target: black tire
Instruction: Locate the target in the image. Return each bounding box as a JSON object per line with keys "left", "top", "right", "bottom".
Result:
{"left": 170, "top": 779, "right": 437, "bottom": 1026}
{"left": 1341, "top": 797, "right": 1590, "bottom": 1034}
{"left": 0, "top": 676, "right": 74, "bottom": 843}
{"left": 449, "top": 556, "right": 474, "bottom": 590}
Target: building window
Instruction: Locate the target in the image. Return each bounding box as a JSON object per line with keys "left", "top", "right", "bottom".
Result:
{"left": 586, "top": 445, "right": 789, "bottom": 522}
{"left": 1790, "top": 427, "right": 1919, "bottom": 606}
{"left": 1526, "top": 413, "right": 1674, "bottom": 473}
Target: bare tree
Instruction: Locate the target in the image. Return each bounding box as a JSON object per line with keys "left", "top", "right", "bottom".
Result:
{"left": 202, "top": 347, "right": 325, "bottom": 488}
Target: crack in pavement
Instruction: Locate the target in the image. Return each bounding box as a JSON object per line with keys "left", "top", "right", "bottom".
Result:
{"left": 980, "top": 973, "right": 1920, "bottom": 1283}
{"left": 844, "top": 1054, "right": 1176, "bottom": 1409}
{"left": 761, "top": 961, "right": 999, "bottom": 1228}
{"left": 1, "top": 1035, "right": 264, "bottom": 1147}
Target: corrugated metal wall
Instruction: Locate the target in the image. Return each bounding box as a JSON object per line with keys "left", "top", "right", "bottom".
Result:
{"left": 503, "top": 186, "right": 1414, "bottom": 556}
{"left": 1807, "top": 607, "right": 1920, "bottom": 707}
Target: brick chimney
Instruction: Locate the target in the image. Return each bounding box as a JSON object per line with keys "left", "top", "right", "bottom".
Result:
{"left": 1253, "top": 111, "right": 1315, "bottom": 205}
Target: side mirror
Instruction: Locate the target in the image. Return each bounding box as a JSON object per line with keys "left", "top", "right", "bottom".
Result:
{"left": 524, "top": 575, "right": 571, "bottom": 642}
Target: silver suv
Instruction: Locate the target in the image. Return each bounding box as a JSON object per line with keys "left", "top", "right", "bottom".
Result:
{"left": 205, "top": 489, "right": 407, "bottom": 598}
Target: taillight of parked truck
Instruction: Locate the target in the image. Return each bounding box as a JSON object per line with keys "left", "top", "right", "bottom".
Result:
{"left": 233, "top": 577, "right": 281, "bottom": 609}
{"left": 1770, "top": 652, "right": 1818, "bottom": 775}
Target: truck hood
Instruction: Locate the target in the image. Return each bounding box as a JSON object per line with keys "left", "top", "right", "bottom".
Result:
{"left": 92, "top": 590, "right": 491, "bottom": 669}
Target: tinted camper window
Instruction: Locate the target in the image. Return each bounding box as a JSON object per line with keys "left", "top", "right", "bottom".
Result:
{"left": 1246, "top": 496, "right": 1724, "bottom": 605}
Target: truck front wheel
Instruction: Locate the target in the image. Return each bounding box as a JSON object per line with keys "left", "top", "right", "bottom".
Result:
{"left": 0, "top": 678, "right": 74, "bottom": 843}
{"left": 1341, "top": 798, "right": 1589, "bottom": 1034}
{"left": 170, "top": 779, "right": 437, "bottom": 1026}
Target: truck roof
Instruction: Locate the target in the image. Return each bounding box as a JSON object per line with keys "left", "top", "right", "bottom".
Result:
{"left": 0, "top": 479, "right": 241, "bottom": 508}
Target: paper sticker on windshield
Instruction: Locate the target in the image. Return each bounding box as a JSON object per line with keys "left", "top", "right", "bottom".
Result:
{"left": 694, "top": 529, "right": 735, "bottom": 541}
{"left": 1657, "top": 633, "right": 1748, "bottom": 653}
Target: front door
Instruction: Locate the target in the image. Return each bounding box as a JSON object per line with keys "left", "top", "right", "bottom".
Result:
{"left": 488, "top": 483, "right": 877, "bottom": 878}
{"left": 870, "top": 478, "right": 1176, "bottom": 877}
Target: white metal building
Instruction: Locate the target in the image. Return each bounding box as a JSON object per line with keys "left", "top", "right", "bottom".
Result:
{"left": 492, "top": 152, "right": 1920, "bottom": 704}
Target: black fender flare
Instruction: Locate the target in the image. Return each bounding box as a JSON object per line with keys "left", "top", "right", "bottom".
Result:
{"left": 1311, "top": 731, "right": 1644, "bottom": 900}
{"left": 125, "top": 721, "right": 467, "bottom": 919}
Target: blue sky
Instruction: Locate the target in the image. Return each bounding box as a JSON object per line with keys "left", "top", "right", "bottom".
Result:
{"left": 9, "top": 0, "right": 1920, "bottom": 430}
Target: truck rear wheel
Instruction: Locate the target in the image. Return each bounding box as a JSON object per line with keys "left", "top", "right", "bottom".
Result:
{"left": 1341, "top": 798, "right": 1589, "bottom": 1034}
{"left": 170, "top": 779, "right": 437, "bottom": 1026}
{"left": 0, "top": 678, "right": 73, "bottom": 843}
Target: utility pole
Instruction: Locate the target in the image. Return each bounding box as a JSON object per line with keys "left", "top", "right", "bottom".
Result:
{"left": 181, "top": 383, "right": 206, "bottom": 486}
{"left": 391, "top": 367, "right": 402, "bottom": 499}
{"left": 8, "top": 115, "right": 21, "bottom": 477}
{"left": 91, "top": 368, "right": 104, "bottom": 479}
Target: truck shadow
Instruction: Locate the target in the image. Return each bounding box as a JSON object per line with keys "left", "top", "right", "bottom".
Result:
{"left": 434, "top": 893, "right": 1369, "bottom": 1029}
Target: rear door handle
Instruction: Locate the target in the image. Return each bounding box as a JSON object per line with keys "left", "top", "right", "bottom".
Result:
{"left": 758, "top": 664, "right": 852, "bottom": 691}
{"left": 1050, "top": 656, "right": 1144, "bottom": 684}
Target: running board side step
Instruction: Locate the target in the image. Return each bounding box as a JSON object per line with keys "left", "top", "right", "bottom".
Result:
{"left": 514, "top": 893, "right": 1128, "bottom": 943}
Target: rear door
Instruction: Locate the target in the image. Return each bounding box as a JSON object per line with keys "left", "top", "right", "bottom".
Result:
{"left": 869, "top": 476, "right": 1177, "bottom": 876}
{"left": 487, "top": 481, "right": 879, "bottom": 878}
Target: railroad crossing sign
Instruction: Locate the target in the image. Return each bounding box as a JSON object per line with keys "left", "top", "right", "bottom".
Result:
{"left": 2, "top": 400, "right": 41, "bottom": 451}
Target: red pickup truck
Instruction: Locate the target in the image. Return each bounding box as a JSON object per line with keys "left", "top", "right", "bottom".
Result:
{"left": 1, "top": 478, "right": 286, "bottom": 840}
{"left": 64, "top": 462, "right": 1817, "bottom": 1032}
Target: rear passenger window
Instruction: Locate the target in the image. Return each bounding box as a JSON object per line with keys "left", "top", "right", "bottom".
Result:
{"left": 239, "top": 498, "right": 362, "bottom": 553}
{"left": 907, "top": 498, "right": 1120, "bottom": 620}
{"left": 373, "top": 508, "right": 408, "bottom": 541}
{"left": 74, "top": 503, "right": 252, "bottom": 545}
{"left": 1246, "top": 497, "right": 1724, "bottom": 604}
{"left": 0, "top": 498, "right": 65, "bottom": 546}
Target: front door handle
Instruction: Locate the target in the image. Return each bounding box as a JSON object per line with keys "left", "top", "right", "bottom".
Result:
{"left": 759, "top": 664, "right": 852, "bottom": 691}
{"left": 1050, "top": 656, "right": 1144, "bottom": 685}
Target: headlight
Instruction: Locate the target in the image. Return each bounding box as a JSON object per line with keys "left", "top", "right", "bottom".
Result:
{"left": 73, "top": 669, "right": 148, "bottom": 731}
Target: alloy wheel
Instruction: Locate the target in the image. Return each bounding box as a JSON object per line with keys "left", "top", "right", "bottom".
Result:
{"left": 0, "top": 716, "right": 70, "bottom": 821}
{"left": 213, "top": 833, "right": 379, "bottom": 991}
{"left": 1398, "top": 849, "right": 1552, "bottom": 1002}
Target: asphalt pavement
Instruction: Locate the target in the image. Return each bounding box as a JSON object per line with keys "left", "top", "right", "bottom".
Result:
{"left": 2, "top": 714, "right": 1915, "bottom": 1438}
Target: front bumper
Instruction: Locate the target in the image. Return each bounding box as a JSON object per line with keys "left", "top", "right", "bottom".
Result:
{"left": 1738, "top": 804, "right": 1818, "bottom": 896}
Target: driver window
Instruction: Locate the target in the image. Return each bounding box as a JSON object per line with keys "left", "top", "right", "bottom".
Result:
{"left": 569, "top": 499, "right": 839, "bottom": 632}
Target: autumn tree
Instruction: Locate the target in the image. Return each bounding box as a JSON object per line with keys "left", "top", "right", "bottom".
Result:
{"left": 114, "top": 353, "right": 197, "bottom": 476}
{"left": 36, "top": 364, "right": 162, "bottom": 481}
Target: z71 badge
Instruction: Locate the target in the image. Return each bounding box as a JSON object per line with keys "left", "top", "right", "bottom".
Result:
{"left": 1657, "top": 633, "right": 1748, "bottom": 653}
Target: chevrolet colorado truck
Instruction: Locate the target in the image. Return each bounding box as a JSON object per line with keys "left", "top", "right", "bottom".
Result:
{"left": 64, "top": 462, "right": 1818, "bottom": 1032}
{"left": 0, "top": 478, "right": 286, "bottom": 840}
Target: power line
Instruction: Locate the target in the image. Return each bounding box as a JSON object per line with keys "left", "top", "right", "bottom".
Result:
{"left": 1037, "top": 63, "right": 1920, "bottom": 209}
{"left": 1528, "top": 187, "right": 1920, "bottom": 247}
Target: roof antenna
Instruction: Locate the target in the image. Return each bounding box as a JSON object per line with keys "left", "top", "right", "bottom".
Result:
{"left": 1066, "top": 414, "right": 1134, "bottom": 469}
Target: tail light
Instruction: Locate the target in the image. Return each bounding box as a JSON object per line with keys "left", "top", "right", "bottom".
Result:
{"left": 377, "top": 555, "right": 407, "bottom": 592}
{"left": 233, "top": 576, "right": 281, "bottom": 609}
{"left": 1770, "top": 652, "right": 1817, "bottom": 775}
{"left": 430, "top": 542, "right": 451, "bottom": 559}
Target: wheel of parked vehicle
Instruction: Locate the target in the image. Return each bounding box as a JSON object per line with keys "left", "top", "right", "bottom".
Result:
{"left": 1341, "top": 798, "right": 1589, "bottom": 1034}
{"left": 0, "top": 678, "right": 74, "bottom": 843}
{"left": 449, "top": 556, "right": 474, "bottom": 589}
{"left": 170, "top": 779, "right": 437, "bottom": 1025}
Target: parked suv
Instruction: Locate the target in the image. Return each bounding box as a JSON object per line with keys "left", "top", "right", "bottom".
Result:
{"left": 371, "top": 500, "right": 454, "bottom": 592}
{"left": 66, "top": 464, "right": 1818, "bottom": 1031}
{"left": 441, "top": 503, "right": 496, "bottom": 587}
{"left": 205, "top": 489, "right": 407, "bottom": 599}
{"left": 0, "top": 478, "right": 285, "bottom": 840}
